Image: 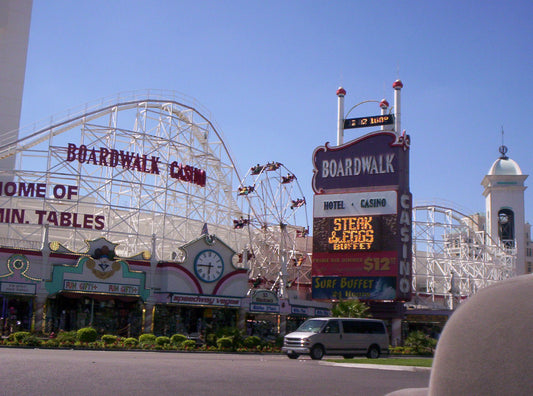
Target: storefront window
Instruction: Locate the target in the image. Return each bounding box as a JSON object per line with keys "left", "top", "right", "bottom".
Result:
{"left": 286, "top": 315, "right": 308, "bottom": 333}
{"left": 153, "top": 305, "right": 238, "bottom": 338}
{"left": 47, "top": 294, "right": 142, "bottom": 337}
{"left": 245, "top": 314, "right": 279, "bottom": 339}
{"left": 1, "top": 295, "right": 33, "bottom": 335}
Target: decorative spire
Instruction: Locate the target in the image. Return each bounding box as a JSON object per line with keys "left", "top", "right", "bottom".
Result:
{"left": 499, "top": 126, "right": 508, "bottom": 160}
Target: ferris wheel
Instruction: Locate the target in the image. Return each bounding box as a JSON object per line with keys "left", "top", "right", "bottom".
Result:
{"left": 235, "top": 162, "right": 310, "bottom": 297}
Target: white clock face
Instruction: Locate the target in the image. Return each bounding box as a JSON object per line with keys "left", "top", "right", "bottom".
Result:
{"left": 194, "top": 250, "right": 224, "bottom": 282}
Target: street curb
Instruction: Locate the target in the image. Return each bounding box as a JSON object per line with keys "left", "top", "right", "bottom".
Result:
{"left": 320, "top": 361, "right": 432, "bottom": 372}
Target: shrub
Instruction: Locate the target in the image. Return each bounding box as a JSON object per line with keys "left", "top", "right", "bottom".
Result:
{"left": 139, "top": 333, "right": 156, "bottom": 345}
{"left": 101, "top": 334, "right": 118, "bottom": 345}
{"left": 9, "top": 331, "right": 31, "bottom": 343}
{"left": 402, "top": 347, "right": 414, "bottom": 355}
{"left": 205, "top": 333, "right": 217, "bottom": 347}
{"left": 404, "top": 331, "right": 437, "bottom": 355}
{"left": 243, "top": 336, "right": 261, "bottom": 349}
{"left": 217, "top": 336, "right": 233, "bottom": 350}
{"left": 43, "top": 339, "right": 59, "bottom": 348}
{"left": 8, "top": 332, "right": 41, "bottom": 347}
{"left": 123, "top": 338, "right": 139, "bottom": 348}
{"left": 170, "top": 334, "right": 187, "bottom": 345}
{"left": 390, "top": 346, "right": 415, "bottom": 355}
{"left": 77, "top": 327, "right": 98, "bottom": 343}
{"left": 23, "top": 335, "right": 42, "bottom": 347}
{"left": 56, "top": 330, "right": 77, "bottom": 345}
{"left": 156, "top": 336, "right": 170, "bottom": 346}
{"left": 182, "top": 339, "right": 196, "bottom": 349}
{"left": 215, "top": 327, "right": 243, "bottom": 349}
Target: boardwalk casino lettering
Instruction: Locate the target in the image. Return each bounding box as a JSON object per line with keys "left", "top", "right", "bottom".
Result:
{"left": 321, "top": 153, "right": 395, "bottom": 178}
{"left": 66, "top": 143, "right": 206, "bottom": 187}
{"left": 398, "top": 193, "right": 412, "bottom": 294}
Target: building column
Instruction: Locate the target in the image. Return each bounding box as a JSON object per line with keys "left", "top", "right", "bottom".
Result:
{"left": 391, "top": 318, "right": 402, "bottom": 346}
{"left": 143, "top": 302, "right": 155, "bottom": 334}
{"left": 33, "top": 294, "right": 48, "bottom": 334}
{"left": 279, "top": 315, "right": 287, "bottom": 336}
{"left": 237, "top": 307, "right": 246, "bottom": 333}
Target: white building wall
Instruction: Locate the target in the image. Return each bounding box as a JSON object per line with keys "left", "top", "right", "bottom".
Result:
{"left": 0, "top": 0, "right": 33, "bottom": 181}
{"left": 482, "top": 172, "right": 528, "bottom": 275}
{"left": 525, "top": 223, "right": 533, "bottom": 273}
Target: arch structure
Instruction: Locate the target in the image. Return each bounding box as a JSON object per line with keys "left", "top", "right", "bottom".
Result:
{"left": 0, "top": 90, "right": 249, "bottom": 261}
{"left": 411, "top": 205, "right": 516, "bottom": 310}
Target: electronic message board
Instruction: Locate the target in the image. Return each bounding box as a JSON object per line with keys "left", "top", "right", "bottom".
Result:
{"left": 313, "top": 215, "right": 397, "bottom": 253}
{"left": 343, "top": 114, "right": 394, "bottom": 129}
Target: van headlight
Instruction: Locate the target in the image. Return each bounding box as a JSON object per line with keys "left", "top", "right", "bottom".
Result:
{"left": 302, "top": 338, "right": 310, "bottom": 346}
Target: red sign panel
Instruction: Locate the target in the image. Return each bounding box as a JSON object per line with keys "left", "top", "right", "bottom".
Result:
{"left": 312, "top": 251, "right": 398, "bottom": 277}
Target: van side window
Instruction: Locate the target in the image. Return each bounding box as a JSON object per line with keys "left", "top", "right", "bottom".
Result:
{"left": 367, "top": 322, "right": 386, "bottom": 334}
{"left": 341, "top": 320, "right": 358, "bottom": 334}
{"left": 341, "top": 320, "right": 386, "bottom": 334}
{"left": 324, "top": 320, "right": 340, "bottom": 333}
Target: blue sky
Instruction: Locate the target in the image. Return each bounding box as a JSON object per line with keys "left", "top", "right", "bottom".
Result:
{"left": 20, "top": 0, "right": 533, "bottom": 225}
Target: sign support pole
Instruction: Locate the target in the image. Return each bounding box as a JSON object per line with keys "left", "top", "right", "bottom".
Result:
{"left": 393, "top": 80, "right": 403, "bottom": 134}
{"left": 336, "top": 87, "right": 346, "bottom": 146}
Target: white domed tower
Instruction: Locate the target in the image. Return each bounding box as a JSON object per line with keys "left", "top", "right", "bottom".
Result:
{"left": 481, "top": 144, "right": 528, "bottom": 275}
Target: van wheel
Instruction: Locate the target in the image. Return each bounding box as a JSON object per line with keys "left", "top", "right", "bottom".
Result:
{"left": 287, "top": 352, "right": 299, "bottom": 359}
{"left": 367, "top": 345, "right": 380, "bottom": 359}
{"left": 310, "top": 345, "right": 324, "bottom": 360}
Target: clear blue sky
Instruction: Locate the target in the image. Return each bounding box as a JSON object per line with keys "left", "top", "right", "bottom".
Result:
{"left": 20, "top": 0, "right": 533, "bottom": 225}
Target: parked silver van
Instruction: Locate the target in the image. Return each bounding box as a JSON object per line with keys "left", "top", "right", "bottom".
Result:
{"left": 282, "top": 317, "right": 389, "bottom": 360}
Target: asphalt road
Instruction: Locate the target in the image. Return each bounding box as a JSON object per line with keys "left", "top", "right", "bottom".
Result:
{"left": 0, "top": 348, "right": 430, "bottom": 396}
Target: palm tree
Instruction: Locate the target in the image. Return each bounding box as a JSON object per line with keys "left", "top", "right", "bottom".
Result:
{"left": 331, "top": 299, "right": 371, "bottom": 318}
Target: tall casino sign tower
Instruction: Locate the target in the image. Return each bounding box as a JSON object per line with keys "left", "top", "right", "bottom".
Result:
{"left": 311, "top": 81, "right": 412, "bottom": 302}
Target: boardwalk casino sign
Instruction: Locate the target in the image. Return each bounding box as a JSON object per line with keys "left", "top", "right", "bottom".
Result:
{"left": 311, "top": 131, "right": 412, "bottom": 301}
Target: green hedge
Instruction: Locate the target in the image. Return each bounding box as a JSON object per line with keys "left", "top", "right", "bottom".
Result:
{"left": 56, "top": 330, "right": 77, "bottom": 345}
{"left": 243, "top": 336, "right": 261, "bottom": 348}
{"left": 217, "top": 337, "right": 233, "bottom": 350}
{"left": 181, "top": 339, "right": 196, "bottom": 349}
{"left": 7, "top": 331, "right": 41, "bottom": 347}
{"left": 77, "top": 327, "right": 98, "bottom": 343}
{"left": 23, "top": 335, "right": 42, "bottom": 347}
{"left": 101, "top": 334, "right": 118, "bottom": 345}
{"left": 123, "top": 338, "right": 139, "bottom": 347}
{"left": 156, "top": 336, "right": 170, "bottom": 346}
{"left": 139, "top": 333, "right": 157, "bottom": 345}
{"left": 170, "top": 334, "right": 187, "bottom": 345}
{"left": 9, "top": 331, "right": 31, "bottom": 343}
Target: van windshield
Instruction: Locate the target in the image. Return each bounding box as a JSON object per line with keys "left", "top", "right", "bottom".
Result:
{"left": 296, "top": 319, "right": 326, "bottom": 333}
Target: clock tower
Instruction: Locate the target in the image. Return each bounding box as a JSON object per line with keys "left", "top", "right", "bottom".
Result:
{"left": 481, "top": 144, "right": 528, "bottom": 275}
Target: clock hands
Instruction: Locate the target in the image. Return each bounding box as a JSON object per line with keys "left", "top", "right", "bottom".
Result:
{"left": 197, "top": 263, "right": 214, "bottom": 275}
